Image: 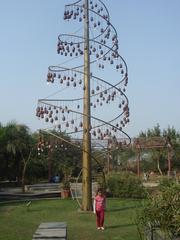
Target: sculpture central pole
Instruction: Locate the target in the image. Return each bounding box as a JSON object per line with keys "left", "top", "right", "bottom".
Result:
{"left": 82, "top": 0, "right": 92, "bottom": 211}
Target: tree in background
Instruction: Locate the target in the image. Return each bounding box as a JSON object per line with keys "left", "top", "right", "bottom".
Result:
{"left": 0, "top": 122, "right": 179, "bottom": 186}
{"left": 36, "top": 130, "right": 82, "bottom": 183}
{"left": 0, "top": 122, "right": 37, "bottom": 191}
{"left": 139, "top": 124, "right": 180, "bottom": 174}
{"left": 0, "top": 123, "right": 7, "bottom": 181}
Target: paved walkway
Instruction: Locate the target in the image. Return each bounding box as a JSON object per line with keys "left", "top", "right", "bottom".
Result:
{"left": 32, "top": 222, "right": 67, "bottom": 240}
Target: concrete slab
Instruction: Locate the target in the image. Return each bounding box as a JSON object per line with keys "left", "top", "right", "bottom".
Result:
{"left": 32, "top": 222, "right": 67, "bottom": 240}
{"left": 38, "top": 222, "right": 67, "bottom": 229}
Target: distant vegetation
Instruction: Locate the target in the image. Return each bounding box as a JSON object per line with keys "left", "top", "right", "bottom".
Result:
{"left": 0, "top": 122, "right": 180, "bottom": 189}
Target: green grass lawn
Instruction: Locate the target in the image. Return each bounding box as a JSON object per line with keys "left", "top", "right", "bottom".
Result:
{"left": 0, "top": 198, "right": 142, "bottom": 240}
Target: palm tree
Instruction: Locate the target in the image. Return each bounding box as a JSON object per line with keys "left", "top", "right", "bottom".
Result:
{"left": 4, "top": 122, "right": 34, "bottom": 192}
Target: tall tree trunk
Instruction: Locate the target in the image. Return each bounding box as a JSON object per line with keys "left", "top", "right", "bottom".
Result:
{"left": 21, "top": 150, "right": 32, "bottom": 193}
{"left": 157, "top": 157, "right": 163, "bottom": 175}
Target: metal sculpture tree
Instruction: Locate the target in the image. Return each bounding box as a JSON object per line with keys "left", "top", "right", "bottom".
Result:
{"left": 36, "top": 0, "right": 130, "bottom": 211}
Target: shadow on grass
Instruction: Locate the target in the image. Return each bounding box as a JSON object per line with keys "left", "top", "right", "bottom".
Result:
{"left": 107, "top": 205, "right": 141, "bottom": 212}
{"left": 106, "top": 223, "right": 136, "bottom": 229}
{"left": 26, "top": 209, "right": 41, "bottom": 212}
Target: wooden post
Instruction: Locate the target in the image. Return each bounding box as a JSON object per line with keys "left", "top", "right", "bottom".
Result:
{"left": 82, "top": 0, "right": 92, "bottom": 211}
{"left": 167, "top": 143, "right": 172, "bottom": 177}
{"left": 137, "top": 144, "right": 141, "bottom": 177}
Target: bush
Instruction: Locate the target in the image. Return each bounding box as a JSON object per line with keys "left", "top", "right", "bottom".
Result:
{"left": 137, "top": 183, "right": 180, "bottom": 239}
{"left": 106, "top": 172, "right": 147, "bottom": 199}
{"left": 159, "top": 176, "right": 176, "bottom": 190}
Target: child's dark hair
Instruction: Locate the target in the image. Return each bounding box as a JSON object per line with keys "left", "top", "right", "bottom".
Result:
{"left": 96, "top": 187, "right": 105, "bottom": 195}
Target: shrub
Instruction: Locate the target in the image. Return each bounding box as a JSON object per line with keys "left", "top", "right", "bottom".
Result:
{"left": 106, "top": 172, "right": 147, "bottom": 199}
{"left": 136, "top": 183, "right": 180, "bottom": 239}
{"left": 159, "top": 176, "right": 176, "bottom": 190}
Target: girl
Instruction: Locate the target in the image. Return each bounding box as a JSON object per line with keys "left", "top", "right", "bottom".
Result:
{"left": 93, "top": 188, "right": 106, "bottom": 230}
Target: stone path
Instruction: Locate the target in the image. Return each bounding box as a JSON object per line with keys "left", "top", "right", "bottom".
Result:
{"left": 32, "top": 222, "right": 67, "bottom": 240}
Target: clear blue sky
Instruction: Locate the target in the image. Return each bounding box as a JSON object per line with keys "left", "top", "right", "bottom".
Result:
{"left": 0, "top": 0, "right": 180, "bottom": 137}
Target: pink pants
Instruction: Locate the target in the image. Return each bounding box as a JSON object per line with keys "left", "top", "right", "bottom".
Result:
{"left": 96, "top": 210, "right": 104, "bottom": 227}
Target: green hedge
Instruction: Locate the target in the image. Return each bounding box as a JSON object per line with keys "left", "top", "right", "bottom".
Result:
{"left": 136, "top": 183, "right": 180, "bottom": 239}
{"left": 106, "top": 172, "right": 147, "bottom": 199}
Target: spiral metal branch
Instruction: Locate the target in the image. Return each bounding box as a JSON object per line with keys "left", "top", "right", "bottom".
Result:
{"left": 36, "top": 0, "right": 130, "bottom": 147}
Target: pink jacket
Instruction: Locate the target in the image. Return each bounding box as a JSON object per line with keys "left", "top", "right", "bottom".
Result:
{"left": 94, "top": 195, "right": 106, "bottom": 212}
